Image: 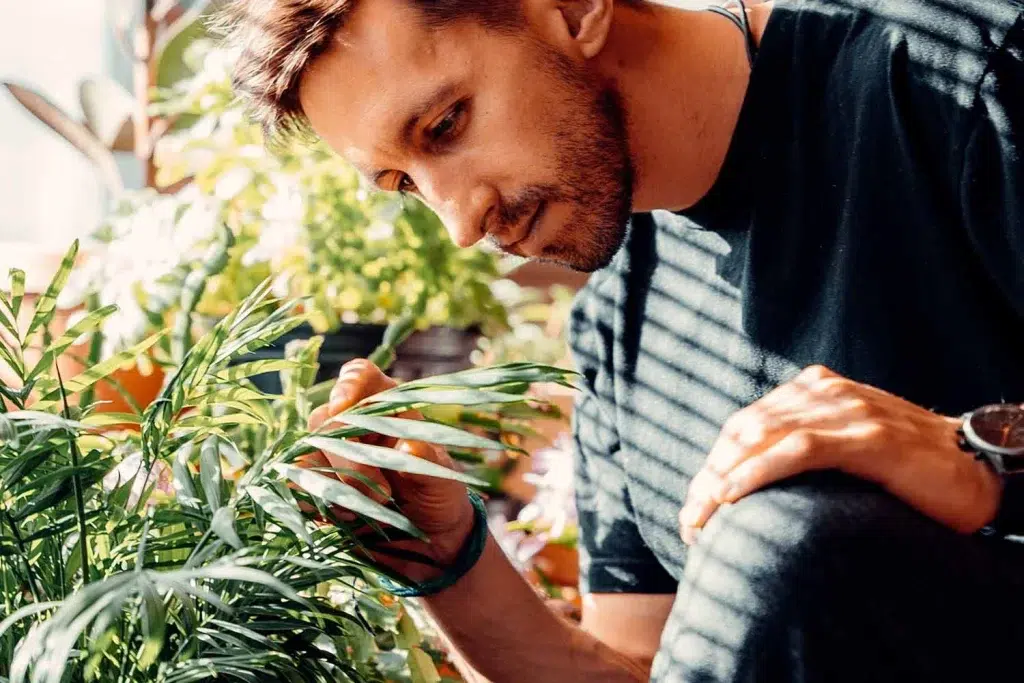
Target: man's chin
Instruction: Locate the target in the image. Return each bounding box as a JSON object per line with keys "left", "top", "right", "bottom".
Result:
{"left": 538, "top": 242, "right": 622, "bottom": 274}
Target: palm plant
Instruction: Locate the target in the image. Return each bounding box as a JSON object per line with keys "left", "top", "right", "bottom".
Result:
{"left": 0, "top": 242, "right": 575, "bottom": 682}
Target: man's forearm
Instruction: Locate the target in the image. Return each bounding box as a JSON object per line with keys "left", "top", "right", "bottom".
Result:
{"left": 422, "top": 534, "right": 649, "bottom": 683}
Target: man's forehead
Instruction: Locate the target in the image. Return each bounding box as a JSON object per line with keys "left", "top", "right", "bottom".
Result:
{"left": 299, "top": 0, "right": 473, "bottom": 166}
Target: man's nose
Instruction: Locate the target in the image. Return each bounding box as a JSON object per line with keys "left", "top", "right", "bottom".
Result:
{"left": 417, "top": 168, "right": 499, "bottom": 249}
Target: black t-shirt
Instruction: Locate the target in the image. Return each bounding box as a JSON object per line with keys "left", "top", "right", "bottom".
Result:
{"left": 570, "top": 0, "right": 1024, "bottom": 597}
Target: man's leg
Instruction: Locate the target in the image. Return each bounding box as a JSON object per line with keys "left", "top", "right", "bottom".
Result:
{"left": 651, "top": 471, "right": 1024, "bottom": 683}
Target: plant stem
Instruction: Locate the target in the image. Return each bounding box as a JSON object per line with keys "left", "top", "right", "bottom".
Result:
{"left": 56, "top": 365, "right": 90, "bottom": 585}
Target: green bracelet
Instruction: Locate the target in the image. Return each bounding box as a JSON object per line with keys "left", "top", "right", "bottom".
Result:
{"left": 378, "top": 490, "right": 489, "bottom": 598}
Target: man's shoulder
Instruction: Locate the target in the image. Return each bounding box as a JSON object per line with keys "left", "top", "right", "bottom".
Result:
{"left": 779, "top": 0, "right": 1023, "bottom": 87}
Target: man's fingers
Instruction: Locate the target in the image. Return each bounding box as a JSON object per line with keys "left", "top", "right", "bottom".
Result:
{"left": 718, "top": 429, "right": 835, "bottom": 503}
{"left": 679, "top": 467, "right": 730, "bottom": 544}
{"left": 308, "top": 404, "right": 332, "bottom": 432}
{"left": 328, "top": 359, "right": 397, "bottom": 416}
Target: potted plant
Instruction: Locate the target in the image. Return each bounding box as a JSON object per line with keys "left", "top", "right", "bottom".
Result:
{"left": 0, "top": 241, "right": 575, "bottom": 681}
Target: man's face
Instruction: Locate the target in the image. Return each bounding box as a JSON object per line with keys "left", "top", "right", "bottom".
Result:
{"left": 299, "top": 0, "right": 633, "bottom": 272}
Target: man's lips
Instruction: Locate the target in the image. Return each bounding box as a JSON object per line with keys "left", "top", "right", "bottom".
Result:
{"left": 502, "top": 201, "right": 546, "bottom": 254}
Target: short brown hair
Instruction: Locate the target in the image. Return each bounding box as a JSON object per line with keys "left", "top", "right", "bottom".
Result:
{"left": 216, "top": 0, "right": 525, "bottom": 141}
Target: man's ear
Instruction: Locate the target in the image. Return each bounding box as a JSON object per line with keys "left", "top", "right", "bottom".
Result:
{"left": 558, "top": 0, "right": 614, "bottom": 59}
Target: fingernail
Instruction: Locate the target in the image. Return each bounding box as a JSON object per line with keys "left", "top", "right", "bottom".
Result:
{"left": 682, "top": 526, "right": 699, "bottom": 545}
{"left": 329, "top": 391, "right": 349, "bottom": 413}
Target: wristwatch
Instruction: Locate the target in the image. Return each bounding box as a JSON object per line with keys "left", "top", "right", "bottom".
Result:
{"left": 958, "top": 403, "right": 1024, "bottom": 537}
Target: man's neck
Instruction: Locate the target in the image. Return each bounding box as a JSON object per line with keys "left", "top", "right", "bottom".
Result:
{"left": 595, "top": 2, "right": 771, "bottom": 212}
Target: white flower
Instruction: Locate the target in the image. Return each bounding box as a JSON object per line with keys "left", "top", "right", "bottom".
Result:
{"left": 214, "top": 166, "right": 254, "bottom": 200}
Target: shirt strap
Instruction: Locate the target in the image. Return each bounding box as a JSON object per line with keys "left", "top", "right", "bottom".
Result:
{"left": 706, "top": 0, "right": 758, "bottom": 66}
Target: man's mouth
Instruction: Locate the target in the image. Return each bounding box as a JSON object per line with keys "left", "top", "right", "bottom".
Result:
{"left": 503, "top": 201, "right": 547, "bottom": 254}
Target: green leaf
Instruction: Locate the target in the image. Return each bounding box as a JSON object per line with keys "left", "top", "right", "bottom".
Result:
{"left": 0, "top": 601, "right": 60, "bottom": 641}
{"left": 0, "top": 332, "right": 22, "bottom": 375}
{"left": 175, "top": 563, "right": 309, "bottom": 609}
{"left": 200, "top": 436, "right": 222, "bottom": 511}
{"left": 25, "top": 304, "right": 117, "bottom": 383}
{"left": 24, "top": 240, "right": 78, "bottom": 342}
{"left": 173, "top": 444, "right": 200, "bottom": 509}
{"left": 305, "top": 436, "right": 486, "bottom": 487}
{"left": 329, "top": 413, "right": 519, "bottom": 453}
{"left": 9, "top": 268, "right": 26, "bottom": 318}
{"left": 138, "top": 577, "right": 167, "bottom": 669}
{"left": 395, "top": 610, "right": 422, "bottom": 649}
{"left": 246, "top": 485, "right": 312, "bottom": 544}
{"left": 178, "top": 413, "right": 267, "bottom": 429}
{"left": 216, "top": 316, "right": 307, "bottom": 365}
{"left": 34, "top": 330, "right": 164, "bottom": 406}
{"left": 214, "top": 359, "right": 306, "bottom": 383}
{"left": 80, "top": 412, "right": 142, "bottom": 427}
{"left": 366, "top": 388, "right": 530, "bottom": 407}
{"left": 401, "top": 362, "right": 578, "bottom": 390}
{"left": 408, "top": 647, "right": 441, "bottom": 683}
{"left": 211, "top": 506, "right": 243, "bottom": 550}
{"left": 0, "top": 295, "right": 20, "bottom": 344}
{"left": 273, "top": 463, "right": 425, "bottom": 540}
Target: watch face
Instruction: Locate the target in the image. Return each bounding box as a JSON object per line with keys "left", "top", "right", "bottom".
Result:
{"left": 965, "top": 404, "right": 1024, "bottom": 456}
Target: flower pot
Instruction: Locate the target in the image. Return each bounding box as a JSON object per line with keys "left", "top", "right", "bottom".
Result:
{"left": 240, "top": 322, "right": 481, "bottom": 394}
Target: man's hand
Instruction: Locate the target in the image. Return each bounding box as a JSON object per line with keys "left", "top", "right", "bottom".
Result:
{"left": 679, "top": 364, "right": 1003, "bottom": 544}
{"left": 304, "top": 358, "right": 475, "bottom": 582}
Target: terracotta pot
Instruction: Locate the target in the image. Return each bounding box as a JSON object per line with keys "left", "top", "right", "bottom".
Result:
{"left": 532, "top": 542, "right": 579, "bottom": 587}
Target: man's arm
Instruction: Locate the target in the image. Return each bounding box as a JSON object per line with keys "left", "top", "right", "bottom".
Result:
{"left": 423, "top": 534, "right": 673, "bottom": 683}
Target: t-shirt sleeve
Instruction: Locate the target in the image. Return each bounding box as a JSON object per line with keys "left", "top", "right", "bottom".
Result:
{"left": 569, "top": 277, "right": 678, "bottom": 595}
{"left": 958, "top": 15, "right": 1024, "bottom": 319}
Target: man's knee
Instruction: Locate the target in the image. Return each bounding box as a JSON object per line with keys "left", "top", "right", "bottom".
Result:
{"left": 687, "top": 471, "right": 911, "bottom": 606}
{"left": 652, "top": 473, "right": 944, "bottom": 682}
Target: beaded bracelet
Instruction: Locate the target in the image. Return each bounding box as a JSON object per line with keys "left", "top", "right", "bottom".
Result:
{"left": 377, "top": 490, "right": 489, "bottom": 598}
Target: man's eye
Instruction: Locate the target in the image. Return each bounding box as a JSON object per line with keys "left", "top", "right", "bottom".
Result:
{"left": 427, "top": 102, "right": 466, "bottom": 143}
{"left": 397, "top": 173, "right": 417, "bottom": 194}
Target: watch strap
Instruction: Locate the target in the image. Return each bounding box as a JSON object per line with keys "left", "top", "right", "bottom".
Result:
{"left": 981, "top": 471, "right": 1024, "bottom": 538}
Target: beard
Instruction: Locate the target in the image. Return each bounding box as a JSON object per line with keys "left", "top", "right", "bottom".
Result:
{"left": 489, "top": 43, "right": 635, "bottom": 273}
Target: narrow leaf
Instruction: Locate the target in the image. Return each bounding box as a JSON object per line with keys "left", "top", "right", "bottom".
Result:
{"left": 274, "top": 464, "right": 425, "bottom": 540}
{"left": 246, "top": 485, "right": 312, "bottom": 544}
{"left": 214, "top": 359, "right": 306, "bottom": 383}
{"left": 200, "top": 436, "right": 222, "bottom": 511}
{"left": 366, "top": 388, "right": 529, "bottom": 407}
{"left": 81, "top": 412, "right": 142, "bottom": 427}
{"left": 9, "top": 268, "right": 26, "bottom": 317}
{"left": 0, "top": 601, "right": 60, "bottom": 641}
{"left": 401, "top": 363, "right": 577, "bottom": 390}
{"left": 210, "top": 506, "right": 243, "bottom": 550}
{"left": 328, "top": 413, "right": 518, "bottom": 453}
{"left": 25, "top": 304, "right": 117, "bottom": 383}
{"left": 34, "top": 330, "right": 164, "bottom": 406}
{"left": 138, "top": 578, "right": 167, "bottom": 669}
{"left": 24, "top": 240, "right": 79, "bottom": 342}
{"left": 305, "top": 436, "right": 486, "bottom": 487}
{"left": 172, "top": 444, "right": 200, "bottom": 508}
{"left": 0, "top": 295, "right": 19, "bottom": 343}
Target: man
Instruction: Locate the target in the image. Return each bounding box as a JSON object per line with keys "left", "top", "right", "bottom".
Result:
{"left": 222, "top": 0, "right": 1024, "bottom": 680}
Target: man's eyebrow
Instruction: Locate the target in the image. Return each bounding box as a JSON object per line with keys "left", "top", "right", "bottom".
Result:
{"left": 354, "top": 82, "right": 462, "bottom": 187}
{"left": 399, "top": 81, "right": 460, "bottom": 146}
